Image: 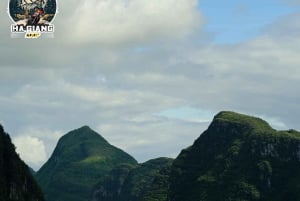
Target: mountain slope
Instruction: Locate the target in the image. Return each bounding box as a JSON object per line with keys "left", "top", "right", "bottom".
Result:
{"left": 0, "top": 124, "right": 44, "bottom": 201}
{"left": 36, "top": 126, "right": 137, "bottom": 201}
{"left": 119, "top": 157, "right": 173, "bottom": 201}
{"left": 169, "top": 111, "right": 300, "bottom": 201}
{"left": 90, "top": 157, "right": 173, "bottom": 201}
{"left": 140, "top": 158, "right": 173, "bottom": 201}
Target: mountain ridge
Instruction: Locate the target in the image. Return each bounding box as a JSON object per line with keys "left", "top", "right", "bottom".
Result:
{"left": 36, "top": 125, "right": 137, "bottom": 201}
{"left": 0, "top": 124, "right": 45, "bottom": 201}
{"left": 90, "top": 157, "right": 173, "bottom": 201}
{"left": 169, "top": 111, "right": 300, "bottom": 201}
{"left": 14, "top": 110, "right": 300, "bottom": 201}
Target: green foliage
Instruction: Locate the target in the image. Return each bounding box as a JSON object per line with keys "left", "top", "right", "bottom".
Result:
{"left": 0, "top": 124, "right": 44, "bottom": 201}
{"left": 35, "top": 126, "right": 137, "bottom": 201}
{"left": 214, "top": 111, "right": 273, "bottom": 132}
{"left": 90, "top": 157, "right": 173, "bottom": 201}
{"left": 120, "top": 157, "right": 173, "bottom": 201}
{"left": 90, "top": 163, "right": 136, "bottom": 201}
{"left": 169, "top": 111, "right": 300, "bottom": 201}
{"left": 257, "top": 161, "right": 272, "bottom": 177}
{"left": 141, "top": 165, "right": 172, "bottom": 201}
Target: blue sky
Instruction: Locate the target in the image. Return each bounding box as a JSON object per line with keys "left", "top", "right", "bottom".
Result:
{"left": 156, "top": 0, "right": 300, "bottom": 130}
{"left": 157, "top": 106, "right": 214, "bottom": 123}
{"left": 200, "top": 0, "right": 300, "bottom": 43}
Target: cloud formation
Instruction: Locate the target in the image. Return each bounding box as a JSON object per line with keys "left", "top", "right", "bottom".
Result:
{"left": 13, "top": 136, "right": 47, "bottom": 170}
{"left": 57, "top": 0, "right": 202, "bottom": 45}
{"left": 0, "top": 1, "right": 300, "bottom": 169}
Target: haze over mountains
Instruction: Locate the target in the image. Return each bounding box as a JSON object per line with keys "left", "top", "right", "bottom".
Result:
{"left": 2, "top": 111, "right": 300, "bottom": 201}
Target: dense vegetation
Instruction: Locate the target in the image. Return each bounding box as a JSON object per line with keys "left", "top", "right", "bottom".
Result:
{"left": 140, "top": 159, "right": 172, "bottom": 201}
{"left": 5, "top": 110, "right": 299, "bottom": 201}
{"left": 0, "top": 124, "right": 44, "bottom": 201}
{"left": 169, "top": 111, "right": 300, "bottom": 201}
{"left": 90, "top": 157, "right": 173, "bottom": 201}
{"left": 35, "top": 126, "right": 137, "bottom": 201}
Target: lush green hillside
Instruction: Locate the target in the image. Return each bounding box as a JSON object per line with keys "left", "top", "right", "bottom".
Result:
{"left": 119, "top": 157, "right": 173, "bottom": 201}
{"left": 36, "top": 126, "right": 137, "bottom": 201}
{"left": 90, "top": 157, "right": 173, "bottom": 201}
{"left": 169, "top": 111, "right": 300, "bottom": 201}
{"left": 0, "top": 124, "right": 44, "bottom": 201}
{"left": 29, "top": 111, "right": 300, "bottom": 201}
{"left": 90, "top": 163, "right": 136, "bottom": 201}
{"left": 140, "top": 158, "right": 172, "bottom": 201}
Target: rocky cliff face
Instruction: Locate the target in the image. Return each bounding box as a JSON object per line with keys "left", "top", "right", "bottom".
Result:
{"left": 0, "top": 124, "right": 44, "bottom": 201}
{"left": 169, "top": 111, "right": 300, "bottom": 201}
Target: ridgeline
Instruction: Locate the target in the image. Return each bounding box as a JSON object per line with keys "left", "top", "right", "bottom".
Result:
{"left": 169, "top": 111, "right": 300, "bottom": 201}
{"left": 0, "top": 124, "right": 44, "bottom": 201}
{"left": 5, "top": 111, "right": 300, "bottom": 201}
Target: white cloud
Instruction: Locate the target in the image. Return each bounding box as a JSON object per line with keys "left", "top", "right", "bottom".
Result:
{"left": 59, "top": 0, "right": 202, "bottom": 45}
{"left": 97, "top": 115, "right": 209, "bottom": 161}
{"left": 1, "top": 4, "right": 300, "bottom": 170}
{"left": 13, "top": 136, "right": 47, "bottom": 170}
{"left": 17, "top": 127, "right": 64, "bottom": 155}
{"left": 157, "top": 106, "right": 214, "bottom": 123}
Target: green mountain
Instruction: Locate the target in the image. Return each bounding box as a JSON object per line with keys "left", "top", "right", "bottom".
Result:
{"left": 90, "top": 157, "right": 173, "bottom": 201}
{"left": 118, "top": 157, "right": 173, "bottom": 201}
{"left": 139, "top": 158, "right": 173, "bottom": 201}
{"left": 0, "top": 124, "right": 44, "bottom": 201}
{"left": 35, "top": 126, "right": 137, "bottom": 201}
{"left": 169, "top": 111, "right": 300, "bottom": 201}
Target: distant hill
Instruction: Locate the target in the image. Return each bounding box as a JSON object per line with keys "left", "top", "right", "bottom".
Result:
{"left": 169, "top": 111, "right": 300, "bottom": 201}
{"left": 0, "top": 124, "right": 44, "bottom": 201}
{"left": 32, "top": 111, "right": 300, "bottom": 201}
{"left": 90, "top": 157, "right": 173, "bottom": 201}
{"left": 35, "top": 126, "right": 137, "bottom": 201}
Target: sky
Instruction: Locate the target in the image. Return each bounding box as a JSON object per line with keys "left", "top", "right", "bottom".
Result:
{"left": 0, "top": 0, "right": 300, "bottom": 170}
